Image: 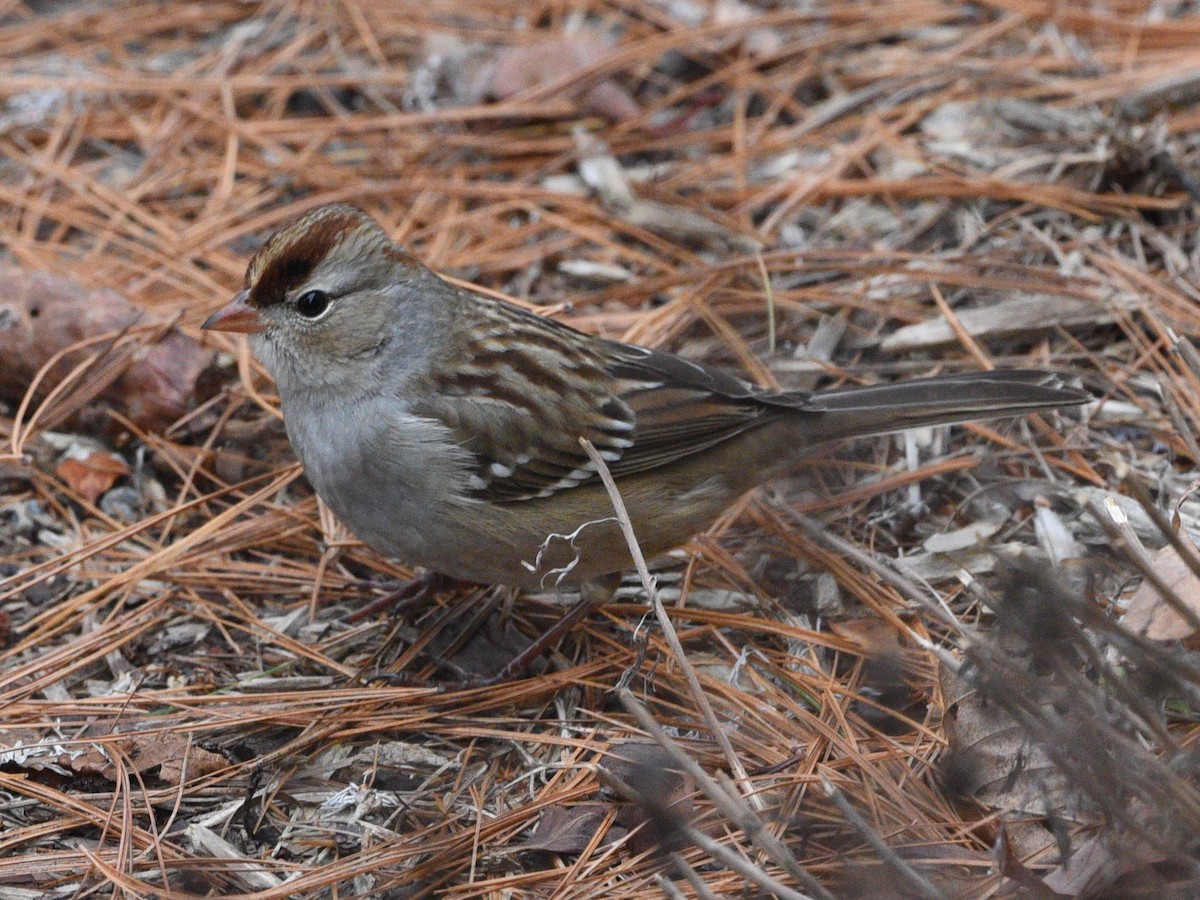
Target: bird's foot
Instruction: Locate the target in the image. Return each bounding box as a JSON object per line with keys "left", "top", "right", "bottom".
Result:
{"left": 347, "top": 571, "right": 459, "bottom": 623}
{"left": 446, "top": 572, "right": 624, "bottom": 686}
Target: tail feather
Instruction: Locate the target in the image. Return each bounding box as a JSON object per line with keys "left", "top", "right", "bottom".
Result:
{"left": 799, "top": 369, "right": 1088, "bottom": 443}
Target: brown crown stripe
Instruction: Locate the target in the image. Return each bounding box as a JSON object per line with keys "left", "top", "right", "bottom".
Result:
{"left": 245, "top": 205, "right": 380, "bottom": 308}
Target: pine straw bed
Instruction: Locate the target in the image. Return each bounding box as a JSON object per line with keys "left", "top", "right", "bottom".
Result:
{"left": 2, "top": 1, "right": 1200, "bottom": 897}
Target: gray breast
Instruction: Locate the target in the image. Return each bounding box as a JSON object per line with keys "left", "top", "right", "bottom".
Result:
{"left": 283, "top": 393, "right": 475, "bottom": 567}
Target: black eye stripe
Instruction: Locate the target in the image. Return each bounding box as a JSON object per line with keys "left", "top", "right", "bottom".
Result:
{"left": 296, "top": 289, "right": 330, "bottom": 318}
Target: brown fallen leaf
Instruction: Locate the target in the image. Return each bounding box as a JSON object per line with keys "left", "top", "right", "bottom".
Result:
{"left": 0, "top": 266, "right": 216, "bottom": 433}
{"left": 1123, "top": 540, "right": 1200, "bottom": 644}
{"left": 490, "top": 32, "right": 640, "bottom": 122}
{"left": 159, "top": 739, "right": 227, "bottom": 785}
{"left": 939, "top": 665, "right": 1080, "bottom": 867}
{"left": 55, "top": 448, "right": 129, "bottom": 504}
{"left": 827, "top": 616, "right": 903, "bottom": 654}
{"left": 523, "top": 802, "right": 615, "bottom": 853}
{"left": 74, "top": 732, "right": 226, "bottom": 784}
{"left": 606, "top": 742, "right": 694, "bottom": 858}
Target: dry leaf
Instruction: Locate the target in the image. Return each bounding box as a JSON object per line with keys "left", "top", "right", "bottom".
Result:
{"left": 607, "top": 743, "right": 694, "bottom": 858}
{"left": 940, "top": 666, "right": 1079, "bottom": 821}
{"left": 1123, "top": 541, "right": 1200, "bottom": 643}
{"left": 0, "top": 266, "right": 216, "bottom": 432}
{"left": 159, "top": 741, "right": 227, "bottom": 785}
{"left": 55, "top": 449, "right": 129, "bottom": 504}
{"left": 490, "top": 32, "right": 640, "bottom": 122}
{"left": 523, "top": 802, "right": 613, "bottom": 853}
{"left": 73, "top": 733, "right": 226, "bottom": 783}
{"left": 1040, "top": 834, "right": 1118, "bottom": 896}
{"left": 828, "top": 617, "right": 903, "bottom": 654}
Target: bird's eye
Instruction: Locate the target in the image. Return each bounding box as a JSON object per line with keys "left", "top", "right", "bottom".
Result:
{"left": 295, "top": 290, "right": 330, "bottom": 319}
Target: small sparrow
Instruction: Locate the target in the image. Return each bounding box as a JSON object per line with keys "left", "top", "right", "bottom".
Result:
{"left": 203, "top": 204, "right": 1087, "bottom": 601}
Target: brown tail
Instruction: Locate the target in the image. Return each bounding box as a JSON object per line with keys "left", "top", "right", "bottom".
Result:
{"left": 797, "top": 369, "right": 1088, "bottom": 444}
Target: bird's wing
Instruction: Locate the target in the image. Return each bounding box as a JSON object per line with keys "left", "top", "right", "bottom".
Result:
{"left": 412, "top": 298, "right": 794, "bottom": 503}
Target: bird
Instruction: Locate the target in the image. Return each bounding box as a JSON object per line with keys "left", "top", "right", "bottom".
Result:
{"left": 202, "top": 203, "right": 1088, "bottom": 607}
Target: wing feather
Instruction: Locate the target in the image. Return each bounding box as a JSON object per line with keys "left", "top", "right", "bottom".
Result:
{"left": 410, "top": 295, "right": 793, "bottom": 503}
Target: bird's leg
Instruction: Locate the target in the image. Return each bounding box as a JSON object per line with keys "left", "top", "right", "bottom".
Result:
{"left": 347, "top": 570, "right": 459, "bottom": 623}
{"left": 471, "top": 572, "right": 623, "bottom": 685}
